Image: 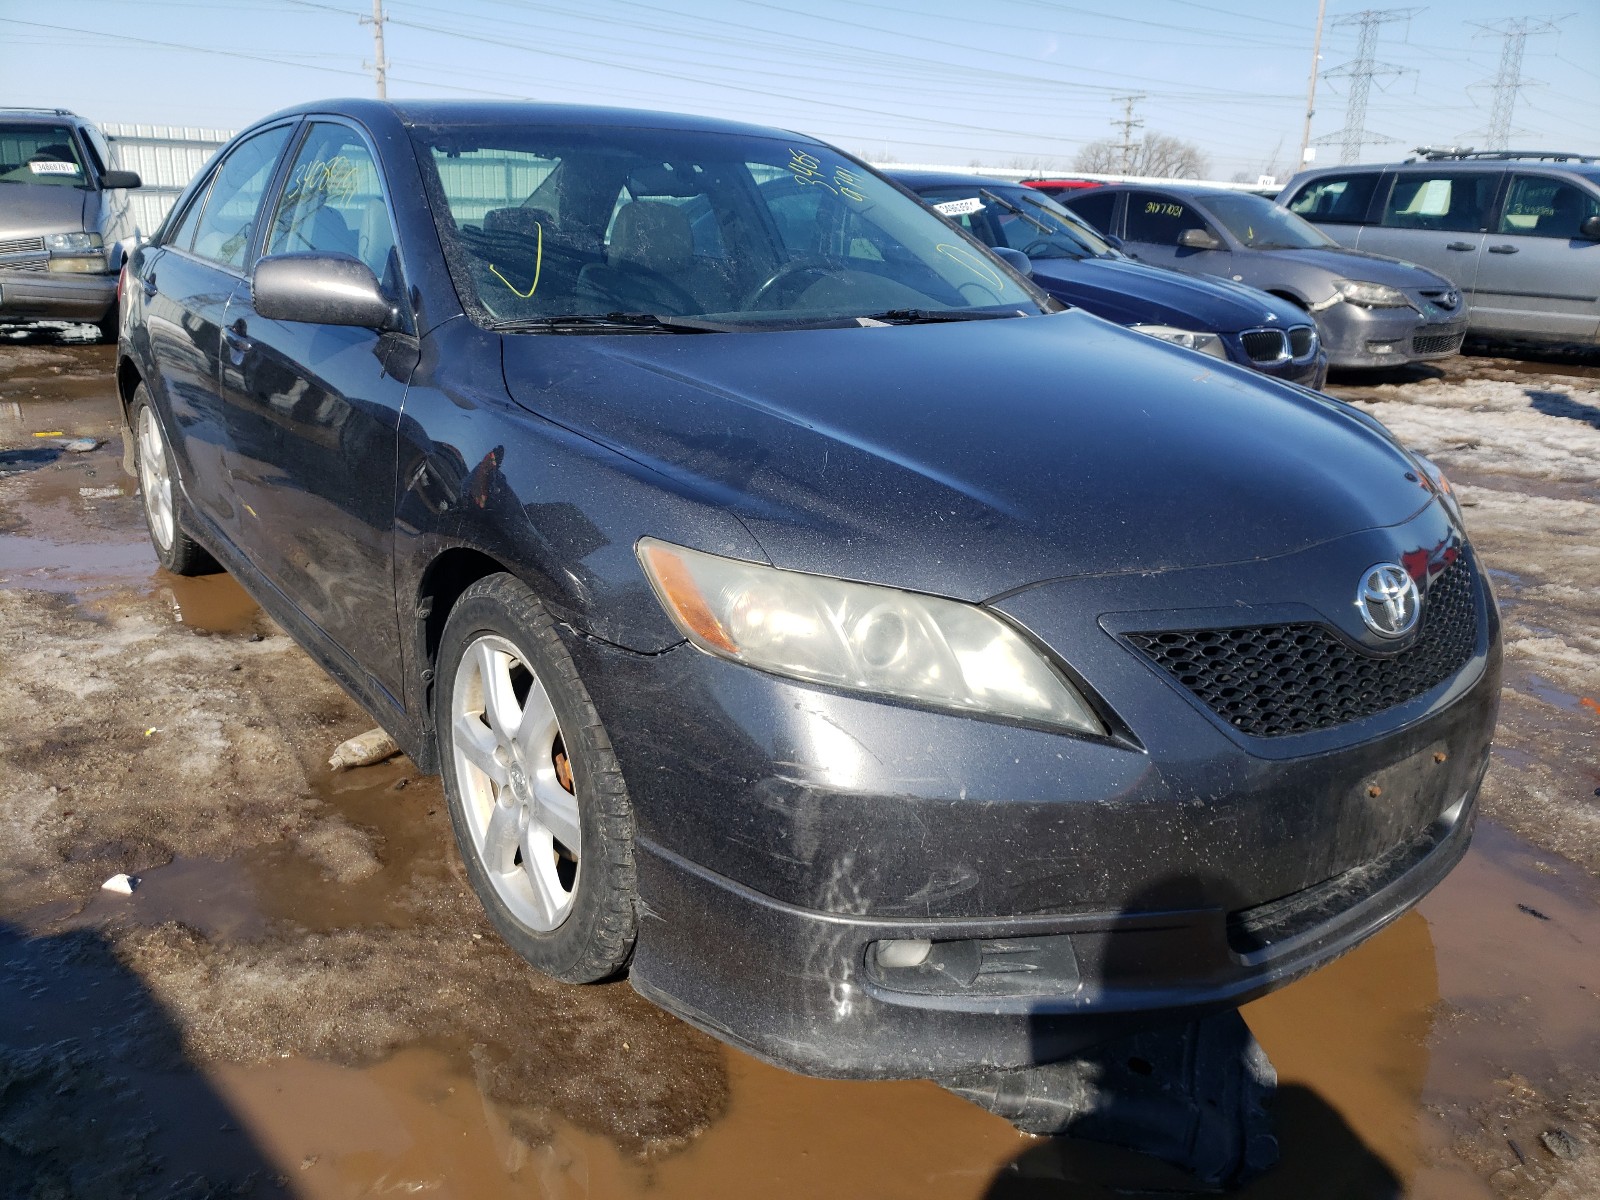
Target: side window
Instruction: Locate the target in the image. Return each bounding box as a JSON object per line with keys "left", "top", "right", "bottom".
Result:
{"left": 164, "top": 178, "right": 212, "bottom": 252}
{"left": 1124, "top": 193, "right": 1207, "bottom": 244}
{"left": 266, "top": 123, "right": 399, "bottom": 291}
{"left": 1286, "top": 173, "right": 1378, "bottom": 224}
{"left": 1065, "top": 190, "right": 1116, "bottom": 235}
{"left": 1380, "top": 173, "right": 1493, "bottom": 233}
{"left": 1499, "top": 175, "right": 1600, "bottom": 239}
{"left": 189, "top": 126, "right": 292, "bottom": 270}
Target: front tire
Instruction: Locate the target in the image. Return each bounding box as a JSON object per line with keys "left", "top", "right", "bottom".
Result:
{"left": 131, "top": 384, "right": 216, "bottom": 576}
{"left": 436, "top": 573, "right": 639, "bottom": 983}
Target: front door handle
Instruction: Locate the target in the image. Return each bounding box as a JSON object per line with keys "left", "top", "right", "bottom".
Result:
{"left": 1446, "top": 242, "right": 1475, "bottom": 251}
{"left": 1487, "top": 244, "right": 1519, "bottom": 254}
{"left": 223, "top": 322, "right": 254, "bottom": 356}
{"left": 141, "top": 273, "right": 157, "bottom": 297}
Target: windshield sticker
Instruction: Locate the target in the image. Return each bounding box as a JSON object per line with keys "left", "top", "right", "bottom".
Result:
{"left": 1144, "top": 201, "right": 1184, "bottom": 218}
{"left": 786, "top": 149, "right": 867, "bottom": 202}
{"left": 935, "top": 243, "right": 1005, "bottom": 290}
{"left": 29, "top": 161, "right": 79, "bottom": 175}
{"left": 933, "top": 197, "right": 986, "bottom": 217}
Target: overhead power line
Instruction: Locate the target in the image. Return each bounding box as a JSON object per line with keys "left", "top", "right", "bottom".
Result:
{"left": 1111, "top": 94, "right": 1145, "bottom": 173}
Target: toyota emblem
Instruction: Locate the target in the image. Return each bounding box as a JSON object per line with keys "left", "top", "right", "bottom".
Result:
{"left": 1357, "top": 564, "right": 1421, "bottom": 639}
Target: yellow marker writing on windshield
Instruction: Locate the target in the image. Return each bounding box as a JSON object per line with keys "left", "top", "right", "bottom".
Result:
{"left": 489, "top": 222, "right": 543, "bottom": 298}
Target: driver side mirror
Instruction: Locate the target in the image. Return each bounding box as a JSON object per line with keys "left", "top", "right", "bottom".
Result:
{"left": 252, "top": 252, "right": 398, "bottom": 330}
{"left": 991, "top": 246, "right": 1033, "bottom": 277}
{"left": 1178, "top": 228, "right": 1223, "bottom": 251}
{"left": 1581, "top": 214, "right": 1600, "bottom": 241}
{"left": 99, "top": 170, "right": 142, "bottom": 190}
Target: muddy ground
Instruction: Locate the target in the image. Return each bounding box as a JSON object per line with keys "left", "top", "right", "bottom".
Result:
{"left": 1, "top": 331, "right": 1597, "bottom": 1200}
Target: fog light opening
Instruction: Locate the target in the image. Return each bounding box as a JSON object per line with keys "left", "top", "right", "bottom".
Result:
{"left": 876, "top": 938, "right": 932, "bottom": 969}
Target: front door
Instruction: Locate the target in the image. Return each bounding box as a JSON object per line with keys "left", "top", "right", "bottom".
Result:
{"left": 1471, "top": 173, "right": 1600, "bottom": 345}
{"left": 218, "top": 120, "right": 413, "bottom": 706}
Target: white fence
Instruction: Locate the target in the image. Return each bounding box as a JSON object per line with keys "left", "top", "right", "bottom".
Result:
{"left": 101, "top": 122, "right": 232, "bottom": 236}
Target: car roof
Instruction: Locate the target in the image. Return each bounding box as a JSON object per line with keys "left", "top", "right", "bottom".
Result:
{"left": 255, "top": 98, "right": 815, "bottom": 144}
{"left": 885, "top": 169, "right": 1028, "bottom": 189}
{"left": 0, "top": 108, "right": 85, "bottom": 125}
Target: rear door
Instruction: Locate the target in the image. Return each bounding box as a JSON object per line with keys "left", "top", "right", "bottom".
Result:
{"left": 1355, "top": 168, "right": 1499, "bottom": 296}
{"left": 139, "top": 123, "right": 294, "bottom": 534}
{"left": 1471, "top": 172, "right": 1600, "bottom": 345}
{"left": 217, "top": 118, "right": 413, "bottom": 704}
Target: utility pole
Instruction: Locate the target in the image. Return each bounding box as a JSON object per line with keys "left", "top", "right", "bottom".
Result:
{"left": 1111, "top": 93, "right": 1145, "bottom": 174}
{"left": 1298, "top": 0, "right": 1328, "bottom": 167}
{"left": 1318, "top": 8, "right": 1420, "bottom": 165}
{"left": 1473, "top": 17, "right": 1563, "bottom": 150}
{"left": 360, "top": 0, "right": 388, "bottom": 99}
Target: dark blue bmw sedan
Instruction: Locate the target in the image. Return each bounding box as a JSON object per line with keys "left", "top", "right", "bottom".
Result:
{"left": 114, "top": 100, "right": 1498, "bottom": 1087}
{"left": 891, "top": 169, "right": 1327, "bottom": 388}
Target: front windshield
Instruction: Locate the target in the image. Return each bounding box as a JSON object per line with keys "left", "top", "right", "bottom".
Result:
{"left": 1202, "top": 192, "right": 1337, "bottom": 250}
{"left": 412, "top": 123, "right": 1043, "bottom": 328}
{"left": 921, "top": 184, "right": 1116, "bottom": 261}
{"left": 0, "top": 124, "right": 88, "bottom": 188}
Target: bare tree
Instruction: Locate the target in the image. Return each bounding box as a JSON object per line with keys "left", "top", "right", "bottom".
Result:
{"left": 1074, "top": 132, "right": 1211, "bottom": 179}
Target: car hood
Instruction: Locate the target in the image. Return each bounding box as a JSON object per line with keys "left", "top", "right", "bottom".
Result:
{"left": 0, "top": 182, "right": 89, "bottom": 241}
{"left": 1253, "top": 245, "right": 1450, "bottom": 289}
{"left": 1028, "top": 256, "right": 1290, "bottom": 331}
{"left": 500, "top": 310, "right": 1433, "bottom": 602}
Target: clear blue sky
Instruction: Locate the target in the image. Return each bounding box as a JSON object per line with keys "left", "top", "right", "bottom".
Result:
{"left": 2, "top": 0, "right": 1596, "bottom": 178}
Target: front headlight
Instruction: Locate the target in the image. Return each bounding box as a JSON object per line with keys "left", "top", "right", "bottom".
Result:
{"left": 46, "top": 231, "right": 103, "bottom": 255}
{"left": 1129, "top": 324, "right": 1229, "bottom": 359}
{"left": 1334, "top": 279, "right": 1412, "bottom": 309}
{"left": 637, "top": 539, "right": 1105, "bottom": 734}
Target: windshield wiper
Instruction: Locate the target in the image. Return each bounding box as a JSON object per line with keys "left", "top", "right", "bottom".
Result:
{"left": 979, "top": 189, "right": 1056, "bottom": 237}
{"left": 860, "top": 308, "right": 1025, "bottom": 324}
{"left": 489, "top": 312, "right": 734, "bottom": 334}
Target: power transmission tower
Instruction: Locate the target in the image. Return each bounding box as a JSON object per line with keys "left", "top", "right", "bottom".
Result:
{"left": 1318, "top": 8, "right": 1420, "bottom": 165}
{"left": 1472, "top": 17, "right": 1563, "bottom": 150}
{"left": 1111, "top": 93, "right": 1145, "bottom": 173}
{"left": 360, "top": 0, "right": 389, "bottom": 99}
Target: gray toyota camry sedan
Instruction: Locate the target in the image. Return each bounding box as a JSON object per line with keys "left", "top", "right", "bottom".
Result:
{"left": 113, "top": 99, "right": 1500, "bottom": 1088}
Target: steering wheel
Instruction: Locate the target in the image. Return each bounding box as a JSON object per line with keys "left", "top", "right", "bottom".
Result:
{"left": 743, "top": 257, "right": 837, "bottom": 310}
{"left": 1019, "top": 239, "right": 1058, "bottom": 257}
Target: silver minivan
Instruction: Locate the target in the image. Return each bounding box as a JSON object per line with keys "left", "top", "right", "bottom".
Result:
{"left": 1280, "top": 151, "right": 1600, "bottom": 351}
{"left": 0, "top": 107, "right": 142, "bottom": 339}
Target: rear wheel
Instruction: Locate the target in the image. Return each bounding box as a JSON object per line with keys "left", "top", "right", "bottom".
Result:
{"left": 131, "top": 385, "right": 216, "bottom": 576}
{"left": 436, "top": 573, "right": 638, "bottom": 983}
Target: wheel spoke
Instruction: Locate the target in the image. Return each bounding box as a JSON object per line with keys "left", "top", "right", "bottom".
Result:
{"left": 534, "top": 775, "right": 582, "bottom": 853}
{"left": 453, "top": 712, "right": 508, "bottom": 785}
{"left": 473, "top": 640, "right": 522, "bottom": 745}
{"left": 516, "top": 676, "right": 558, "bottom": 760}
{"left": 482, "top": 800, "right": 521, "bottom": 874}
{"left": 520, "top": 825, "right": 561, "bottom": 925}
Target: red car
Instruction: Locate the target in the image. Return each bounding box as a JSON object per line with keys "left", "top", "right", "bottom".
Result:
{"left": 1022, "top": 178, "right": 1105, "bottom": 199}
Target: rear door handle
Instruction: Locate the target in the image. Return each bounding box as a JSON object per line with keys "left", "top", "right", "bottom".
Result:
{"left": 1487, "top": 244, "right": 1519, "bottom": 254}
{"left": 1446, "top": 242, "right": 1475, "bottom": 251}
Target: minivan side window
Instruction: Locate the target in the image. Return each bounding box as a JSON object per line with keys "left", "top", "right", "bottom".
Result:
{"left": 1123, "top": 192, "right": 1209, "bottom": 245}
{"left": 1498, "top": 175, "right": 1600, "bottom": 239}
{"left": 1380, "top": 173, "right": 1494, "bottom": 233}
{"left": 1065, "top": 189, "right": 1117, "bottom": 235}
{"left": 188, "top": 126, "right": 292, "bottom": 271}
{"left": 1287, "top": 173, "right": 1378, "bottom": 224}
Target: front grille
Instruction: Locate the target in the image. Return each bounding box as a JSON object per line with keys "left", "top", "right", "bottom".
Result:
{"left": 1240, "top": 328, "right": 1288, "bottom": 363}
{"left": 0, "top": 258, "right": 47, "bottom": 273}
{"left": 0, "top": 236, "right": 46, "bottom": 256}
{"left": 1412, "top": 332, "right": 1463, "bottom": 356}
{"left": 1287, "top": 325, "right": 1316, "bottom": 358}
{"left": 1125, "top": 554, "right": 1479, "bottom": 737}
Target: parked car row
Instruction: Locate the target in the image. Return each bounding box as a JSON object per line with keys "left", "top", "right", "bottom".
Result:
{"left": 110, "top": 99, "right": 1500, "bottom": 1099}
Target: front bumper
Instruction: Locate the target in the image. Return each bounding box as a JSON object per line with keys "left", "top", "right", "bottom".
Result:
{"left": 567, "top": 510, "right": 1501, "bottom": 1079}
{"left": 1317, "top": 301, "right": 1467, "bottom": 369}
{"left": 0, "top": 269, "right": 116, "bottom": 322}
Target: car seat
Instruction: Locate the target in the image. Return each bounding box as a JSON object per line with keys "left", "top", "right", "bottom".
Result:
{"left": 576, "top": 201, "right": 717, "bottom": 316}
